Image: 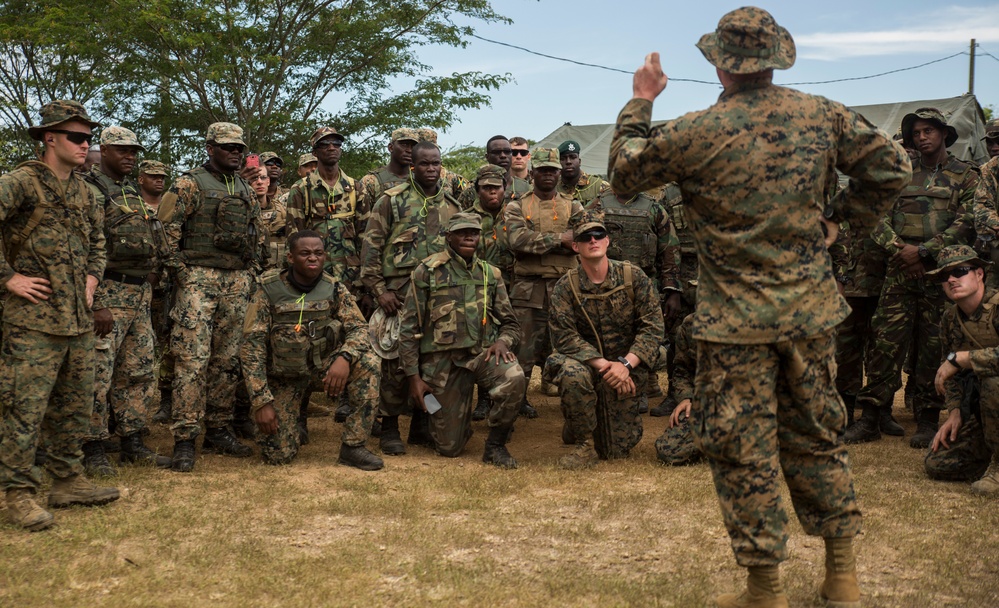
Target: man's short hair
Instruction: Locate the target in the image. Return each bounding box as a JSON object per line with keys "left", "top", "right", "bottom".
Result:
{"left": 411, "top": 141, "right": 440, "bottom": 161}
{"left": 509, "top": 136, "right": 529, "bottom": 147}
{"left": 486, "top": 135, "right": 509, "bottom": 149}
{"left": 287, "top": 229, "right": 324, "bottom": 252}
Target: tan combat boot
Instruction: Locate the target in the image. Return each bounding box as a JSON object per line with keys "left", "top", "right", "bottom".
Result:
{"left": 558, "top": 440, "right": 599, "bottom": 470}
{"left": 971, "top": 460, "right": 999, "bottom": 496}
{"left": 820, "top": 536, "right": 861, "bottom": 608}
{"left": 715, "top": 565, "right": 788, "bottom": 608}
{"left": 48, "top": 474, "right": 120, "bottom": 508}
{"left": 6, "top": 488, "right": 55, "bottom": 531}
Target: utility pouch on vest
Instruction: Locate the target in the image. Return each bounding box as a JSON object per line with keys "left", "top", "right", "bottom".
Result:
{"left": 106, "top": 198, "right": 157, "bottom": 265}
{"left": 213, "top": 196, "right": 253, "bottom": 254}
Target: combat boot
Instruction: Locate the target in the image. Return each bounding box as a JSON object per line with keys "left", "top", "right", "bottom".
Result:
{"left": 820, "top": 536, "right": 861, "bottom": 608}
{"left": 338, "top": 443, "right": 384, "bottom": 471}
{"left": 379, "top": 415, "right": 406, "bottom": 455}
{"left": 971, "top": 460, "right": 999, "bottom": 496}
{"left": 519, "top": 398, "right": 539, "bottom": 419}
{"left": 715, "top": 565, "right": 788, "bottom": 608}
{"left": 6, "top": 489, "right": 54, "bottom": 531}
{"left": 119, "top": 432, "right": 171, "bottom": 468}
{"left": 152, "top": 388, "right": 172, "bottom": 424}
{"left": 82, "top": 440, "right": 117, "bottom": 478}
{"left": 471, "top": 391, "right": 491, "bottom": 421}
{"left": 879, "top": 406, "right": 904, "bottom": 436}
{"left": 909, "top": 408, "right": 939, "bottom": 449}
{"left": 843, "top": 403, "right": 880, "bottom": 444}
{"left": 202, "top": 426, "right": 253, "bottom": 457}
{"left": 170, "top": 439, "right": 196, "bottom": 472}
{"left": 638, "top": 393, "right": 649, "bottom": 414}
{"left": 649, "top": 396, "right": 674, "bottom": 418}
{"left": 407, "top": 408, "right": 433, "bottom": 447}
{"left": 561, "top": 420, "right": 576, "bottom": 445}
{"left": 48, "top": 474, "right": 120, "bottom": 508}
{"left": 334, "top": 393, "right": 351, "bottom": 423}
{"left": 482, "top": 425, "right": 518, "bottom": 469}
{"left": 559, "top": 440, "right": 599, "bottom": 470}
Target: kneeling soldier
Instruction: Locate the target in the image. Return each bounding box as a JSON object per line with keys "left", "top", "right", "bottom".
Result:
{"left": 398, "top": 212, "right": 524, "bottom": 467}
{"left": 240, "top": 230, "right": 383, "bottom": 469}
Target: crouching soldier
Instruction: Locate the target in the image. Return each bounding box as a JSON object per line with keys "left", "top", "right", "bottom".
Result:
{"left": 240, "top": 230, "right": 383, "bottom": 469}
{"left": 398, "top": 213, "right": 524, "bottom": 467}
{"left": 654, "top": 312, "right": 702, "bottom": 466}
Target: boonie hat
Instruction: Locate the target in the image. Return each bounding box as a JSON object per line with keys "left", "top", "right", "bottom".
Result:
{"left": 28, "top": 100, "right": 100, "bottom": 141}
{"left": 696, "top": 6, "right": 796, "bottom": 75}
{"left": 925, "top": 245, "right": 992, "bottom": 277}
{"left": 369, "top": 308, "right": 401, "bottom": 360}
{"left": 901, "top": 108, "right": 958, "bottom": 149}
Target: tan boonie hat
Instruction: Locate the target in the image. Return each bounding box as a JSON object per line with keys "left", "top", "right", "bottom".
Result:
{"left": 696, "top": 6, "right": 796, "bottom": 75}
{"left": 259, "top": 151, "right": 283, "bottom": 166}
{"left": 901, "top": 108, "right": 958, "bottom": 149}
{"left": 982, "top": 118, "right": 999, "bottom": 140}
{"left": 417, "top": 128, "right": 438, "bottom": 144}
{"left": 475, "top": 164, "right": 505, "bottom": 187}
{"left": 573, "top": 211, "right": 606, "bottom": 238}
{"left": 206, "top": 122, "right": 245, "bottom": 145}
{"left": 447, "top": 212, "right": 482, "bottom": 232}
{"left": 531, "top": 148, "right": 561, "bottom": 169}
{"left": 368, "top": 308, "right": 401, "bottom": 360}
{"left": 100, "top": 126, "right": 145, "bottom": 150}
{"left": 298, "top": 153, "right": 317, "bottom": 167}
{"left": 391, "top": 128, "right": 419, "bottom": 143}
{"left": 925, "top": 245, "right": 992, "bottom": 277}
{"left": 28, "top": 100, "right": 100, "bottom": 140}
{"left": 138, "top": 160, "right": 170, "bottom": 176}
{"left": 310, "top": 126, "right": 345, "bottom": 148}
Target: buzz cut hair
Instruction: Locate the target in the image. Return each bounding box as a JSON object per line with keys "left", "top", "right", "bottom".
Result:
{"left": 486, "top": 135, "right": 509, "bottom": 149}
{"left": 287, "top": 229, "right": 324, "bottom": 253}
{"left": 509, "top": 136, "right": 529, "bottom": 147}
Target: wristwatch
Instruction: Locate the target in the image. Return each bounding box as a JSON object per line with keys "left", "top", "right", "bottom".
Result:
{"left": 946, "top": 351, "right": 960, "bottom": 369}
{"left": 918, "top": 245, "right": 931, "bottom": 259}
{"left": 617, "top": 356, "right": 633, "bottom": 371}
{"left": 337, "top": 351, "right": 354, "bottom": 365}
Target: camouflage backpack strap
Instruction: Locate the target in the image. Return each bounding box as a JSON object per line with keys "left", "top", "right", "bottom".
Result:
{"left": 6, "top": 173, "right": 53, "bottom": 265}
{"left": 623, "top": 261, "right": 634, "bottom": 303}
{"left": 303, "top": 173, "right": 313, "bottom": 221}
{"left": 567, "top": 268, "right": 604, "bottom": 357}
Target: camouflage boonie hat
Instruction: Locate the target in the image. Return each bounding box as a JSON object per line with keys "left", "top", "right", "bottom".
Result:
{"left": 368, "top": 308, "right": 401, "bottom": 360}
{"left": 310, "top": 126, "right": 345, "bottom": 148}
{"left": 982, "top": 118, "right": 999, "bottom": 140}
{"left": 391, "top": 128, "right": 419, "bottom": 143}
{"left": 100, "top": 126, "right": 145, "bottom": 150}
{"left": 531, "top": 148, "right": 561, "bottom": 169}
{"left": 206, "top": 122, "right": 245, "bottom": 146}
{"left": 447, "top": 212, "right": 482, "bottom": 232}
{"left": 417, "top": 128, "right": 438, "bottom": 144}
{"left": 298, "top": 153, "right": 317, "bottom": 167}
{"left": 475, "top": 164, "right": 505, "bottom": 187}
{"left": 696, "top": 7, "right": 796, "bottom": 75}
{"left": 925, "top": 245, "right": 992, "bottom": 277}
{"left": 259, "top": 151, "right": 283, "bottom": 166}
{"left": 28, "top": 99, "right": 100, "bottom": 140}
{"left": 558, "top": 140, "right": 581, "bottom": 156}
{"left": 901, "top": 108, "right": 958, "bottom": 149}
{"left": 138, "top": 160, "right": 170, "bottom": 176}
{"left": 574, "top": 211, "right": 606, "bottom": 238}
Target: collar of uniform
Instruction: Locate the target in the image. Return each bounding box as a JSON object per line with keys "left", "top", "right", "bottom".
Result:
{"left": 472, "top": 199, "right": 501, "bottom": 220}
{"left": 576, "top": 259, "right": 617, "bottom": 292}
{"left": 201, "top": 161, "right": 238, "bottom": 180}
{"left": 306, "top": 170, "right": 340, "bottom": 194}
{"left": 445, "top": 244, "right": 479, "bottom": 270}
{"left": 411, "top": 179, "right": 444, "bottom": 201}
{"left": 91, "top": 165, "right": 136, "bottom": 192}
{"left": 719, "top": 79, "right": 773, "bottom": 100}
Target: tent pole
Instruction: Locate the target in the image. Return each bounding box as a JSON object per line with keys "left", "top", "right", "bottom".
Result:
{"left": 969, "top": 39, "right": 976, "bottom": 95}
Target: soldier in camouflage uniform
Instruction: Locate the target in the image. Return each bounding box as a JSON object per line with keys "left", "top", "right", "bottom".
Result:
{"left": 546, "top": 215, "right": 664, "bottom": 468}
{"left": 509, "top": 136, "right": 532, "bottom": 184}
{"left": 0, "top": 100, "right": 120, "bottom": 531}
{"left": 654, "top": 313, "right": 701, "bottom": 466}
{"left": 974, "top": 152, "right": 999, "bottom": 289}
{"left": 259, "top": 151, "right": 285, "bottom": 201}
{"left": 504, "top": 148, "right": 584, "bottom": 419}
{"left": 158, "top": 122, "right": 264, "bottom": 472}
{"left": 398, "top": 213, "right": 523, "bottom": 466}
{"left": 982, "top": 119, "right": 999, "bottom": 160}
{"left": 557, "top": 140, "right": 610, "bottom": 206}
{"left": 83, "top": 126, "right": 171, "bottom": 475}
{"left": 456, "top": 136, "right": 531, "bottom": 209}
{"left": 360, "top": 141, "right": 460, "bottom": 455}
{"left": 923, "top": 246, "right": 999, "bottom": 493}
{"left": 245, "top": 164, "right": 287, "bottom": 270}
{"left": 608, "top": 8, "right": 911, "bottom": 606}
{"left": 416, "top": 128, "right": 469, "bottom": 200}
{"left": 296, "top": 153, "right": 318, "bottom": 178}
{"left": 357, "top": 128, "right": 419, "bottom": 238}
{"left": 849, "top": 108, "right": 979, "bottom": 448}
{"left": 240, "top": 230, "right": 383, "bottom": 469}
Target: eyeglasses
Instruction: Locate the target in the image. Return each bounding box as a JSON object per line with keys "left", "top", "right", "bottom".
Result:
{"left": 574, "top": 229, "right": 608, "bottom": 243}
{"left": 213, "top": 143, "right": 246, "bottom": 154}
{"left": 249, "top": 175, "right": 269, "bottom": 183}
{"left": 48, "top": 129, "right": 93, "bottom": 145}
{"left": 938, "top": 265, "right": 976, "bottom": 282}
{"left": 314, "top": 139, "right": 342, "bottom": 149}
{"left": 510, "top": 149, "right": 530, "bottom": 157}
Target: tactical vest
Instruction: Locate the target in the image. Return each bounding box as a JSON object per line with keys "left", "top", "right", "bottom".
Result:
{"left": 565, "top": 261, "right": 635, "bottom": 357}
{"left": 300, "top": 171, "right": 358, "bottom": 262}
{"left": 180, "top": 167, "right": 257, "bottom": 270}
{"left": 372, "top": 168, "right": 408, "bottom": 194}
{"left": 86, "top": 173, "right": 161, "bottom": 277}
{"left": 412, "top": 252, "right": 500, "bottom": 354}
{"left": 955, "top": 290, "right": 999, "bottom": 350}
{"left": 259, "top": 270, "right": 342, "bottom": 379}
{"left": 512, "top": 193, "right": 576, "bottom": 278}
{"left": 381, "top": 182, "right": 455, "bottom": 279}
{"left": 599, "top": 193, "right": 657, "bottom": 271}
{"left": 892, "top": 158, "right": 976, "bottom": 243}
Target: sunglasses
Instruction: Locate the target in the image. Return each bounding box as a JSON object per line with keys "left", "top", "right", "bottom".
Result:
{"left": 574, "top": 229, "right": 608, "bottom": 243}
{"left": 248, "top": 175, "right": 269, "bottom": 183}
{"left": 511, "top": 149, "right": 530, "bottom": 157}
{"left": 48, "top": 129, "right": 93, "bottom": 145}
{"left": 314, "top": 139, "right": 343, "bottom": 150}
{"left": 213, "top": 143, "right": 246, "bottom": 154}
{"left": 938, "top": 265, "right": 976, "bottom": 282}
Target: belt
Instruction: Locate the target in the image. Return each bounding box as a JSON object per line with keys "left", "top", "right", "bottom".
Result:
{"left": 103, "top": 270, "right": 147, "bottom": 286}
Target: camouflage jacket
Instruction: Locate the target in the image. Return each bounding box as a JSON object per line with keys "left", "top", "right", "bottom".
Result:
{"left": 829, "top": 221, "right": 888, "bottom": 298}
{"left": 549, "top": 259, "right": 664, "bottom": 368}
{"left": 0, "top": 161, "right": 106, "bottom": 335}
{"left": 358, "top": 166, "right": 409, "bottom": 236}
{"left": 456, "top": 175, "right": 531, "bottom": 209}
{"left": 259, "top": 194, "right": 288, "bottom": 269}
{"left": 398, "top": 246, "right": 520, "bottom": 381}
{"left": 974, "top": 155, "right": 999, "bottom": 240}
{"left": 285, "top": 168, "right": 359, "bottom": 283}
{"left": 939, "top": 288, "right": 999, "bottom": 411}
{"left": 660, "top": 182, "right": 699, "bottom": 286}
{"left": 471, "top": 200, "right": 514, "bottom": 286}
{"left": 668, "top": 313, "right": 695, "bottom": 404}
{"left": 608, "top": 82, "right": 911, "bottom": 343}
{"left": 440, "top": 167, "right": 469, "bottom": 201}
{"left": 558, "top": 172, "right": 610, "bottom": 206}
{"left": 503, "top": 190, "right": 584, "bottom": 279}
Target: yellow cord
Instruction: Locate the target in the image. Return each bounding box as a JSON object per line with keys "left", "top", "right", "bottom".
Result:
{"left": 293, "top": 293, "right": 306, "bottom": 332}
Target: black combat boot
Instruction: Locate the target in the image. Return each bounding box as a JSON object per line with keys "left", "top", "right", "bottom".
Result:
{"left": 519, "top": 398, "right": 539, "bottom": 419}
{"left": 379, "top": 415, "right": 406, "bottom": 455}
{"left": 202, "top": 426, "right": 253, "bottom": 457}
{"left": 471, "top": 390, "right": 491, "bottom": 421}
{"left": 638, "top": 393, "right": 649, "bottom": 415}
{"left": 120, "top": 432, "right": 171, "bottom": 467}
{"left": 82, "top": 440, "right": 117, "bottom": 477}
{"left": 407, "top": 408, "right": 433, "bottom": 446}
{"left": 298, "top": 392, "right": 310, "bottom": 446}
{"left": 561, "top": 420, "right": 576, "bottom": 445}
{"left": 649, "top": 396, "right": 675, "bottom": 417}
{"left": 152, "top": 388, "right": 172, "bottom": 424}
{"left": 482, "top": 425, "right": 518, "bottom": 469}
{"left": 879, "top": 406, "right": 904, "bottom": 436}
{"left": 843, "top": 403, "right": 880, "bottom": 444}
{"left": 338, "top": 443, "right": 384, "bottom": 471}
{"left": 910, "top": 408, "right": 940, "bottom": 449}
{"left": 170, "top": 439, "right": 196, "bottom": 472}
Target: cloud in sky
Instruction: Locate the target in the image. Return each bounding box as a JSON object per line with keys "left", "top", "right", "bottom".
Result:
{"left": 796, "top": 6, "right": 999, "bottom": 60}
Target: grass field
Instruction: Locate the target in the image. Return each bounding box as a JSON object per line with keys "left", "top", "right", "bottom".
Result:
{"left": 1, "top": 378, "right": 997, "bottom": 607}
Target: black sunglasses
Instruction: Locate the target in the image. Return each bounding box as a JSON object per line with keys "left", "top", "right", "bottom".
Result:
{"left": 574, "top": 229, "right": 608, "bottom": 243}
{"left": 314, "top": 139, "right": 343, "bottom": 150}
{"left": 511, "top": 149, "right": 530, "bottom": 157}
{"left": 48, "top": 129, "right": 93, "bottom": 145}
{"left": 213, "top": 142, "right": 246, "bottom": 154}
{"left": 937, "top": 265, "right": 976, "bottom": 282}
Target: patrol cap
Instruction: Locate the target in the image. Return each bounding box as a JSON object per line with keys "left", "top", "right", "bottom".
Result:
{"left": 558, "top": 140, "right": 581, "bottom": 156}
{"left": 531, "top": 148, "right": 562, "bottom": 169}
{"left": 982, "top": 118, "right": 999, "bottom": 140}
{"left": 259, "top": 151, "right": 283, "bottom": 166}
{"left": 475, "top": 164, "right": 505, "bottom": 187}
{"left": 901, "top": 107, "right": 958, "bottom": 149}
{"left": 298, "top": 153, "right": 317, "bottom": 168}
{"left": 925, "top": 245, "right": 992, "bottom": 277}
{"left": 391, "top": 128, "right": 419, "bottom": 143}
{"left": 138, "top": 160, "right": 170, "bottom": 176}
{"left": 28, "top": 100, "right": 100, "bottom": 141}
{"left": 100, "top": 126, "right": 145, "bottom": 150}
{"left": 417, "top": 128, "right": 438, "bottom": 144}
{"left": 310, "top": 126, "right": 345, "bottom": 148}
{"left": 368, "top": 308, "right": 401, "bottom": 360}
{"left": 206, "top": 122, "right": 246, "bottom": 146}
{"left": 696, "top": 6, "right": 796, "bottom": 75}
{"left": 573, "top": 211, "right": 606, "bottom": 239}
{"left": 447, "top": 212, "right": 482, "bottom": 232}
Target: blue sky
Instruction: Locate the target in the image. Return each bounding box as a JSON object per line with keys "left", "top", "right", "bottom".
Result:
{"left": 411, "top": 0, "right": 999, "bottom": 150}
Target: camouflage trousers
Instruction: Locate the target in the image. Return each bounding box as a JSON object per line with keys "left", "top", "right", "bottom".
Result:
{"left": 0, "top": 326, "right": 94, "bottom": 491}
{"left": 925, "top": 375, "right": 999, "bottom": 481}
{"left": 150, "top": 286, "right": 175, "bottom": 391}
{"left": 170, "top": 267, "right": 253, "bottom": 441}
{"left": 420, "top": 349, "right": 524, "bottom": 457}
{"left": 257, "top": 350, "right": 380, "bottom": 465}
{"left": 693, "top": 329, "right": 862, "bottom": 566}
{"left": 655, "top": 415, "right": 701, "bottom": 466}
{"left": 88, "top": 286, "right": 157, "bottom": 441}
{"left": 544, "top": 354, "right": 645, "bottom": 459}
{"left": 834, "top": 296, "right": 879, "bottom": 400}
{"left": 512, "top": 277, "right": 556, "bottom": 383}
{"left": 857, "top": 276, "right": 945, "bottom": 415}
